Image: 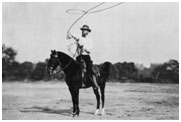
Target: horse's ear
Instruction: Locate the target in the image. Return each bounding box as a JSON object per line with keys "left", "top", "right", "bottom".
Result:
{"left": 51, "top": 50, "right": 53, "bottom": 53}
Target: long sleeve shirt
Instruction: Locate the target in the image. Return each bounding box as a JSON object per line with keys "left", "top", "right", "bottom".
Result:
{"left": 67, "top": 33, "right": 93, "bottom": 56}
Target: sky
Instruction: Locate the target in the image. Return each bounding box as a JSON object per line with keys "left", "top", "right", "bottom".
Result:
{"left": 2, "top": 2, "right": 179, "bottom": 67}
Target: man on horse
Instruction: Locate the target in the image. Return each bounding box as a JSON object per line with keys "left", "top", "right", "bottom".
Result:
{"left": 67, "top": 24, "right": 98, "bottom": 89}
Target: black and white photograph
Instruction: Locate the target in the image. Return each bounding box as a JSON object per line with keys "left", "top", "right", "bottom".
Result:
{"left": 2, "top": 1, "right": 179, "bottom": 120}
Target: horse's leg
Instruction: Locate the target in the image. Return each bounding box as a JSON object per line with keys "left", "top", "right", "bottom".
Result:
{"left": 92, "top": 87, "right": 100, "bottom": 115}
{"left": 74, "top": 88, "right": 80, "bottom": 116}
{"left": 100, "top": 82, "right": 106, "bottom": 116}
{"left": 68, "top": 87, "right": 76, "bottom": 116}
{"left": 69, "top": 87, "right": 80, "bottom": 117}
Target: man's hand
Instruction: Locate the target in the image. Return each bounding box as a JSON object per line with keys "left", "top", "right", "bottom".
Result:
{"left": 67, "top": 33, "right": 79, "bottom": 42}
{"left": 84, "top": 49, "right": 90, "bottom": 54}
{"left": 66, "top": 33, "right": 72, "bottom": 39}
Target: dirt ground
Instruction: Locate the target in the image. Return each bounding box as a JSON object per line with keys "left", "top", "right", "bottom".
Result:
{"left": 2, "top": 81, "right": 179, "bottom": 120}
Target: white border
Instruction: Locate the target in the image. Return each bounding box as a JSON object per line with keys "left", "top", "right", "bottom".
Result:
{"left": 1, "top": 0, "right": 180, "bottom": 121}
{"left": 1, "top": 0, "right": 181, "bottom": 2}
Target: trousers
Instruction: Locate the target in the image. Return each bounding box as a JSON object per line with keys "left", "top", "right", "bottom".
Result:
{"left": 76, "top": 55, "right": 93, "bottom": 75}
{"left": 76, "top": 55, "right": 98, "bottom": 89}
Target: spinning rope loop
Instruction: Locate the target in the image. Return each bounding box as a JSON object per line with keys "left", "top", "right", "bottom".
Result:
{"left": 66, "top": 2, "right": 125, "bottom": 15}
{"left": 66, "top": 2, "right": 125, "bottom": 36}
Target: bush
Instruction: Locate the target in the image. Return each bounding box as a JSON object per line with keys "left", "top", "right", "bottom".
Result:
{"left": 31, "top": 62, "right": 47, "bottom": 81}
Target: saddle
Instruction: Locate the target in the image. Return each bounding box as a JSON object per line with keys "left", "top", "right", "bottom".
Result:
{"left": 78, "top": 59, "right": 100, "bottom": 76}
{"left": 76, "top": 57, "right": 101, "bottom": 88}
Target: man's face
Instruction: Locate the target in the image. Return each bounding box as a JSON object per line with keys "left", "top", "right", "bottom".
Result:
{"left": 82, "top": 30, "right": 89, "bottom": 36}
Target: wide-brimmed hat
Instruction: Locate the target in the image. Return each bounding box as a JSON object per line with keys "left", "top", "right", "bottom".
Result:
{"left": 80, "top": 25, "right": 91, "bottom": 32}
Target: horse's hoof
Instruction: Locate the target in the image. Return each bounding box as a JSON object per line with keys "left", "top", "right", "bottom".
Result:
{"left": 72, "top": 112, "right": 76, "bottom": 117}
{"left": 101, "top": 108, "right": 106, "bottom": 116}
{"left": 94, "top": 109, "right": 99, "bottom": 115}
{"left": 72, "top": 113, "right": 79, "bottom": 117}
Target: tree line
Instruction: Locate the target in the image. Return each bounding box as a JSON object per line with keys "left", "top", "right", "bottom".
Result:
{"left": 108, "top": 60, "right": 179, "bottom": 83}
{"left": 2, "top": 44, "right": 179, "bottom": 83}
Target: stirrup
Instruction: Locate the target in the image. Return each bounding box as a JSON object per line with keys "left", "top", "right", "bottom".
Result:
{"left": 82, "top": 83, "right": 86, "bottom": 87}
{"left": 82, "top": 77, "right": 86, "bottom": 88}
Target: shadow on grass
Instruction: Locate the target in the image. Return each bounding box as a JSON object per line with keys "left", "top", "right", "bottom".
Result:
{"left": 20, "top": 106, "right": 72, "bottom": 116}
{"left": 20, "top": 106, "right": 104, "bottom": 117}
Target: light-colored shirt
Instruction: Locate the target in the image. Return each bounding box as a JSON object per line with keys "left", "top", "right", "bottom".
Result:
{"left": 67, "top": 33, "right": 93, "bottom": 57}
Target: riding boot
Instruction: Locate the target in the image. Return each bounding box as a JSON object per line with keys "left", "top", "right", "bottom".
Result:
{"left": 87, "top": 60, "right": 98, "bottom": 90}
{"left": 82, "top": 71, "right": 86, "bottom": 87}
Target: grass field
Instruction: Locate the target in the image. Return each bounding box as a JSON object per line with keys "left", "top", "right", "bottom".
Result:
{"left": 2, "top": 81, "right": 179, "bottom": 120}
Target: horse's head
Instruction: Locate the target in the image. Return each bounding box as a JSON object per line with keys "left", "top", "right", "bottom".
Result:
{"left": 47, "top": 50, "right": 61, "bottom": 75}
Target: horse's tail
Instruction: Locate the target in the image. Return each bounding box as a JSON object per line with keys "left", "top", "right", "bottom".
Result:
{"left": 102, "top": 62, "right": 112, "bottom": 71}
{"left": 100, "top": 61, "right": 112, "bottom": 79}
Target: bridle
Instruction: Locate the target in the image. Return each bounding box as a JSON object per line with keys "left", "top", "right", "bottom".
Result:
{"left": 49, "top": 45, "right": 79, "bottom": 75}
{"left": 49, "top": 54, "right": 71, "bottom": 75}
{"left": 54, "top": 55, "right": 73, "bottom": 74}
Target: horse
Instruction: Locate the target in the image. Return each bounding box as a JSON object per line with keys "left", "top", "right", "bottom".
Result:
{"left": 47, "top": 50, "right": 111, "bottom": 117}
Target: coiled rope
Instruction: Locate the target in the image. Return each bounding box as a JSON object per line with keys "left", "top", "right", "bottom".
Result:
{"left": 66, "top": 2, "right": 125, "bottom": 36}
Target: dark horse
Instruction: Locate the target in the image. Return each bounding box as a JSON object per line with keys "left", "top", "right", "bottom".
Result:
{"left": 47, "top": 50, "right": 111, "bottom": 117}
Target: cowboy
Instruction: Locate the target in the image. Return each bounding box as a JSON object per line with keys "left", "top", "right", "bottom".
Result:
{"left": 67, "top": 25, "right": 98, "bottom": 89}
